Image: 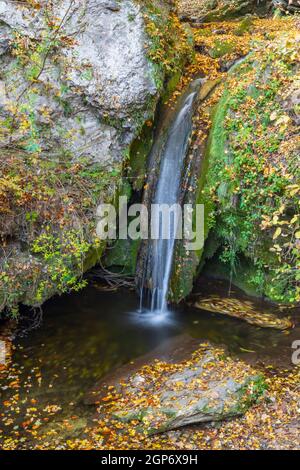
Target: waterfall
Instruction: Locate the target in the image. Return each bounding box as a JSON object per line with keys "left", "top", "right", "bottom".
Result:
{"left": 139, "top": 81, "right": 201, "bottom": 314}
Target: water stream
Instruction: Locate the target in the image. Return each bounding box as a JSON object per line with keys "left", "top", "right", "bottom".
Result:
{"left": 140, "top": 81, "right": 201, "bottom": 314}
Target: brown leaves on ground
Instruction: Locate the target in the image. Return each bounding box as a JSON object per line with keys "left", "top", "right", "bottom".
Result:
{"left": 84, "top": 346, "right": 300, "bottom": 451}
{"left": 172, "top": 17, "right": 298, "bottom": 94}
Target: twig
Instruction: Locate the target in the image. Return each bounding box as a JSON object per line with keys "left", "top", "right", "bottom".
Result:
{"left": 16, "top": 0, "right": 75, "bottom": 104}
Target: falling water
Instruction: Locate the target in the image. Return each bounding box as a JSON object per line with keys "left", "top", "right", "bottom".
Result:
{"left": 140, "top": 81, "right": 201, "bottom": 314}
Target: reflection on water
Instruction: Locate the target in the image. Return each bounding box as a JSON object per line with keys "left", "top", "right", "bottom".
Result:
{"left": 0, "top": 281, "right": 299, "bottom": 447}
{"left": 9, "top": 281, "right": 300, "bottom": 393}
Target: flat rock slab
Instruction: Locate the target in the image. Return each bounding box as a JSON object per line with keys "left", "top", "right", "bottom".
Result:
{"left": 90, "top": 341, "right": 266, "bottom": 436}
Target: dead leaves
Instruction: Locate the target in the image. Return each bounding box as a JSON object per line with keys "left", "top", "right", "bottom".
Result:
{"left": 193, "top": 295, "right": 293, "bottom": 330}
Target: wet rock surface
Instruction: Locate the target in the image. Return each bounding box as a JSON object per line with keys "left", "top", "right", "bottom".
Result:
{"left": 84, "top": 335, "right": 202, "bottom": 405}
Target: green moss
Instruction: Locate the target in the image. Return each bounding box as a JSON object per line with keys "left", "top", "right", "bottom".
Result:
{"left": 200, "top": 38, "right": 300, "bottom": 304}
{"left": 181, "top": 93, "right": 231, "bottom": 292}
{"left": 209, "top": 40, "right": 235, "bottom": 59}
{"left": 170, "top": 117, "right": 214, "bottom": 302}
{"left": 103, "top": 238, "right": 140, "bottom": 276}
{"left": 237, "top": 375, "right": 268, "bottom": 412}
{"left": 0, "top": 1, "right": 195, "bottom": 317}
{"left": 197, "top": 0, "right": 262, "bottom": 22}
{"left": 128, "top": 122, "right": 154, "bottom": 191}
{"left": 83, "top": 245, "right": 105, "bottom": 273}
{"left": 202, "top": 252, "right": 265, "bottom": 298}
{"left": 170, "top": 79, "right": 229, "bottom": 303}
{"left": 234, "top": 15, "right": 254, "bottom": 36}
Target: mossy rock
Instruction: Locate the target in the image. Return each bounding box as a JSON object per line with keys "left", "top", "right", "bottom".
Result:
{"left": 209, "top": 40, "right": 235, "bottom": 58}
{"left": 234, "top": 15, "right": 254, "bottom": 36}
{"left": 169, "top": 79, "right": 223, "bottom": 303}
{"left": 110, "top": 344, "right": 267, "bottom": 435}
{"left": 178, "top": 0, "right": 261, "bottom": 22}
{"left": 200, "top": 35, "right": 300, "bottom": 304}
{"left": 103, "top": 239, "right": 140, "bottom": 276}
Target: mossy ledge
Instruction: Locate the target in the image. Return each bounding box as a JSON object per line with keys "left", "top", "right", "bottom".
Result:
{"left": 200, "top": 35, "right": 300, "bottom": 304}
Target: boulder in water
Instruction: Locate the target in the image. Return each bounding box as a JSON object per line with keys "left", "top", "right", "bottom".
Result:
{"left": 191, "top": 296, "right": 294, "bottom": 330}
{"left": 93, "top": 342, "right": 267, "bottom": 435}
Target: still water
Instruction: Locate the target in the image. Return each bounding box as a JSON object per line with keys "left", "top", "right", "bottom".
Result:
{"left": 0, "top": 280, "right": 299, "bottom": 448}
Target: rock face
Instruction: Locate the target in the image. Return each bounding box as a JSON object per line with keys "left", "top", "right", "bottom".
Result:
{"left": 0, "top": 0, "right": 158, "bottom": 312}
{"left": 178, "top": 0, "right": 260, "bottom": 22}
{"left": 273, "top": 0, "right": 300, "bottom": 12}
{"left": 201, "top": 32, "right": 300, "bottom": 304}
{"left": 0, "top": 0, "right": 157, "bottom": 164}
{"left": 0, "top": 0, "right": 192, "bottom": 313}
{"left": 178, "top": 0, "right": 300, "bottom": 22}
{"left": 94, "top": 342, "right": 266, "bottom": 435}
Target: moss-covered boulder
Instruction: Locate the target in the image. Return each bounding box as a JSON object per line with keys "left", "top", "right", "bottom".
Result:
{"left": 178, "top": 0, "right": 264, "bottom": 22}
{"left": 98, "top": 343, "right": 266, "bottom": 435}
{"left": 201, "top": 34, "right": 300, "bottom": 304}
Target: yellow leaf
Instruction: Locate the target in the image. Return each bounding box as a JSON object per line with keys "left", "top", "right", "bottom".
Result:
{"left": 273, "top": 227, "right": 282, "bottom": 240}
{"left": 290, "top": 215, "right": 298, "bottom": 224}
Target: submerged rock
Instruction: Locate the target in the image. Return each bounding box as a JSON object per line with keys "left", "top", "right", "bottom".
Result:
{"left": 93, "top": 342, "right": 267, "bottom": 435}
{"left": 85, "top": 334, "right": 202, "bottom": 405}
{"left": 191, "top": 295, "right": 293, "bottom": 330}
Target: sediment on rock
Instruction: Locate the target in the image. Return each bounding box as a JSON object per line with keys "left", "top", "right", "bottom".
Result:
{"left": 89, "top": 341, "right": 266, "bottom": 436}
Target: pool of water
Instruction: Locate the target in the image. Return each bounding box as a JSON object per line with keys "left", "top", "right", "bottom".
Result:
{"left": 0, "top": 280, "right": 299, "bottom": 448}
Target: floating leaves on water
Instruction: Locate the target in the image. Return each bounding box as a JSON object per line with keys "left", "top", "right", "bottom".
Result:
{"left": 192, "top": 295, "right": 293, "bottom": 330}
